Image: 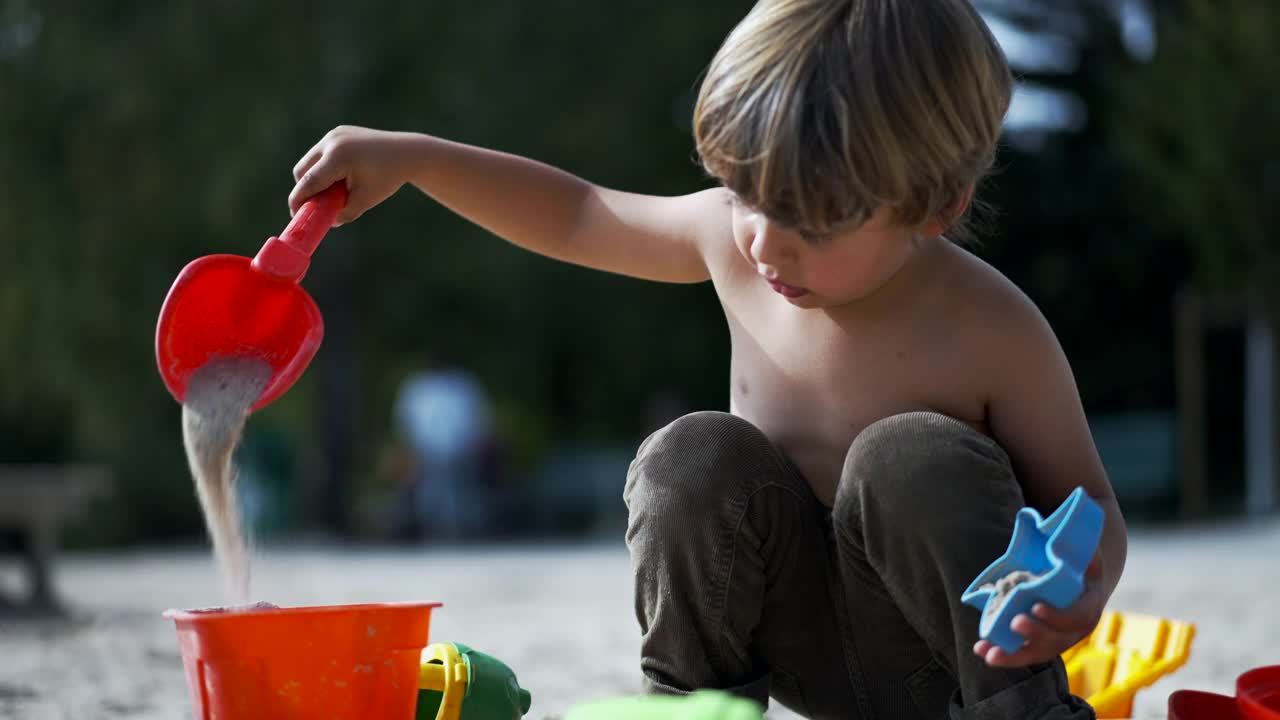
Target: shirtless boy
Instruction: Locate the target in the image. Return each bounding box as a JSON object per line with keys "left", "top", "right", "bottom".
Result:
{"left": 289, "top": 1, "right": 1124, "bottom": 717}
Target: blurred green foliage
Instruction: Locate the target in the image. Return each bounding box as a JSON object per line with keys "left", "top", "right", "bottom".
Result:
{"left": 1110, "top": 0, "right": 1280, "bottom": 300}
{"left": 1, "top": 0, "right": 1272, "bottom": 542}
{"left": 0, "top": 0, "right": 742, "bottom": 541}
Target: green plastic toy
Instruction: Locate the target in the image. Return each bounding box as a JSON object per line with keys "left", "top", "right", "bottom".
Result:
{"left": 416, "top": 642, "right": 532, "bottom": 720}
{"left": 415, "top": 643, "right": 758, "bottom": 720}
{"left": 564, "top": 690, "right": 765, "bottom": 720}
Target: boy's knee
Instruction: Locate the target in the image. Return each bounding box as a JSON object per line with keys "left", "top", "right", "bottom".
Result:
{"left": 625, "top": 412, "right": 775, "bottom": 517}
{"left": 834, "top": 412, "right": 1018, "bottom": 533}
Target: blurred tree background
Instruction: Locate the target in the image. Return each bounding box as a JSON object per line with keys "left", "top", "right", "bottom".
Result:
{"left": 1, "top": 0, "right": 1275, "bottom": 544}
{"left": 1106, "top": 0, "right": 1280, "bottom": 516}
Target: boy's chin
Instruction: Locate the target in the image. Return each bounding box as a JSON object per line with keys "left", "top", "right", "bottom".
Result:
{"left": 782, "top": 292, "right": 826, "bottom": 309}
{"left": 803, "top": 287, "right": 884, "bottom": 309}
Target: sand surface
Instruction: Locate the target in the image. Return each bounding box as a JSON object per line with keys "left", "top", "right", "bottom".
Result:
{"left": 2, "top": 519, "right": 1277, "bottom": 719}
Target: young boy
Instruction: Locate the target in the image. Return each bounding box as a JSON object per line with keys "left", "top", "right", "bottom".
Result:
{"left": 289, "top": 1, "right": 1125, "bottom": 717}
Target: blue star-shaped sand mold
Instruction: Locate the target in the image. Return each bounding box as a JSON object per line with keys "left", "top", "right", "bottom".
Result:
{"left": 961, "top": 486, "right": 1104, "bottom": 655}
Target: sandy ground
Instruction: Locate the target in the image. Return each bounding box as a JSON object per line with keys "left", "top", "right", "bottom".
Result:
{"left": 2, "top": 519, "right": 1278, "bottom": 720}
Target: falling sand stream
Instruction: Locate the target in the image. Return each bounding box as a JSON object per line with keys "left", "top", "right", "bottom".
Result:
{"left": 180, "top": 357, "right": 272, "bottom": 602}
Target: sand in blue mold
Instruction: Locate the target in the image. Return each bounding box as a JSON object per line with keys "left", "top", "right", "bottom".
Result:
{"left": 980, "top": 570, "right": 1046, "bottom": 623}
{"left": 964, "top": 486, "right": 1104, "bottom": 655}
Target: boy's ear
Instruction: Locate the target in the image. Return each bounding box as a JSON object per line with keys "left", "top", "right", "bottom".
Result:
{"left": 920, "top": 183, "right": 976, "bottom": 238}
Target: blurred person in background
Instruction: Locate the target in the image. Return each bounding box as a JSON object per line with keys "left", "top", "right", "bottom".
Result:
{"left": 392, "top": 352, "right": 496, "bottom": 541}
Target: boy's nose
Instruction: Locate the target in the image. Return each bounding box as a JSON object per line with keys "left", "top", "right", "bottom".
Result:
{"left": 749, "top": 222, "right": 796, "bottom": 269}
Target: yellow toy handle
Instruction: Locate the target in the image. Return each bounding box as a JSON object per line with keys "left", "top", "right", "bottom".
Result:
{"left": 419, "top": 642, "right": 469, "bottom": 720}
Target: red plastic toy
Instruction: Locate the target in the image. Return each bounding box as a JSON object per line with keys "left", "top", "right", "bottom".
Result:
{"left": 1169, "top": 666, "right": 1280, "bottom": 720}
{"left": 155, "top": 183, "right": 346, "bottom": 412}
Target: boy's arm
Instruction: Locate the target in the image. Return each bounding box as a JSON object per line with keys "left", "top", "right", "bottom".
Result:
{"left": 977, "top": 286, "right": 1128, "bottom": 668}
{"left": 290, "top": 127, "right": 717, "bottom": 284}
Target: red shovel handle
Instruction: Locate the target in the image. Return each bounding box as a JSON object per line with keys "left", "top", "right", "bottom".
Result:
{"left": 251, "top": 182, "right": 348, "bottom": 282}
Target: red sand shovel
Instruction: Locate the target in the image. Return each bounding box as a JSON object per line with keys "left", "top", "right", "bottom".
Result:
{"left": 155, "top": 183, "right": 347, "bottom": 412}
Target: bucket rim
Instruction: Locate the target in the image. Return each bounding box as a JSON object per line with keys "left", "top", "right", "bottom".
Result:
{"left": 162, "top": 601, "right": 442, "bottom": 623}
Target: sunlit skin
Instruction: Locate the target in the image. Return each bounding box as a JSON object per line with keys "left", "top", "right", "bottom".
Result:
{"left": 722, "top": 195, "right": 1116, "bottom": 668}
{"left": 289, "top": 124, "right": 1127, "bottom": 670}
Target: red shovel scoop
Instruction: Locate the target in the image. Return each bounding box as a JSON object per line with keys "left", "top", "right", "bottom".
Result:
{"left": 1170, "top": 666, "right": 1280, "bottom": 720}
{"left": 155, "top": 183, "right": 347, "bottom": 412}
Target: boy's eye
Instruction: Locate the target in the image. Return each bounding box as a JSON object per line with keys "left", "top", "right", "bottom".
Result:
{"left": 799, "top": 230, "right": 833, "bottom": 244}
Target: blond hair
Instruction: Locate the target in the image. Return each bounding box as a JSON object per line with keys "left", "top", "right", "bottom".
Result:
{"left": 693, "top": 0, "right": 1013, "bottom": 239}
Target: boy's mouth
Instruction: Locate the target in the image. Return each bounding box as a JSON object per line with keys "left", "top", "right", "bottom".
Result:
{"left": 768, "top": 279, "right": 809, "bottom": 298}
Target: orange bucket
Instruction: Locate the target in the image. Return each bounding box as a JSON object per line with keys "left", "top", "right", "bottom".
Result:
{"left": 165, "top": 602, "right": 440, "bottom": 720}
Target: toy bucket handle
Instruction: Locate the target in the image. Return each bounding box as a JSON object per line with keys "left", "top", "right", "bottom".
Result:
{"left": 419, "top": 643, "right": 468, "bottom": 720}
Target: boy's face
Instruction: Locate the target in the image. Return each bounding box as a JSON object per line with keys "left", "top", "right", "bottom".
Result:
{"left": 730, "top": 197, "right": 921, "bottom": 309}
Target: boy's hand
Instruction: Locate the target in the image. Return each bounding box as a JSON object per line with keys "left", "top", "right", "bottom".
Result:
{"left": 972, "top": 552, "right": 1106, "bottom": 668}
{"left": 289, "top": 126, "right": 416, "bottom": 225}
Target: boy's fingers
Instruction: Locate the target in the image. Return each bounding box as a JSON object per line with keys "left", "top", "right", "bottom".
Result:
{"left": 1029, "top": 602, "right": 1080, "bottom": 630}
{"left": 990, "top": 646, "right": 1053, "bottom": 667}
{"left": 974, "top": 628, "right": 1029, "bottom": 667}
{"left": 289, "top": 160, "right": 345, "bottom": 218}
{"left": 1009, "top": 613, "right": 1059, "bottom": 650}
{"left": 292, "top": 144, "right": 324, "bottom": 182}
{"left": 1031, "top": 597, "right": 1101, "bottom": 635}
{"left": 982, "top": 639, "right": 1048, "bottom": 668}
{"left": 977, "top": 598, "right": 1102, "bottom": 669}
{"left": 975, "top": 625, "right": 1052, "bottom": 668}
{"left": 975, "top": 639, "right": 1030, "bottom": 668}
{"left": 334, "top": 183, "right": 366, "bottom": 225}
{"left": 981, "top": 644, "right": 1010, "bottom": 666}
{"left": 978, "top": 614, "right": 1071, "bottom": 667}
{"left": 1030, "top": 603, "right": 1078, "bottom": 633}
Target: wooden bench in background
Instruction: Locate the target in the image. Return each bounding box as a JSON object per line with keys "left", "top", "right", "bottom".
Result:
{"left": 0, "top": 464, "right": 109, "bottom": 614}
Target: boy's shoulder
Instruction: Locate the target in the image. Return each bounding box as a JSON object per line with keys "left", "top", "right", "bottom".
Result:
{"left": 688, "top": 186, "right": 741, "bottom": 263}
{"left": 931, "top": 240, "right": 1058, "bottom": 346}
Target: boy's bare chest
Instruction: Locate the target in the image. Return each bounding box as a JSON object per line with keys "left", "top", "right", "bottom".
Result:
{"left": 724, "top": 305, "right": 987, "bottom": 505}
